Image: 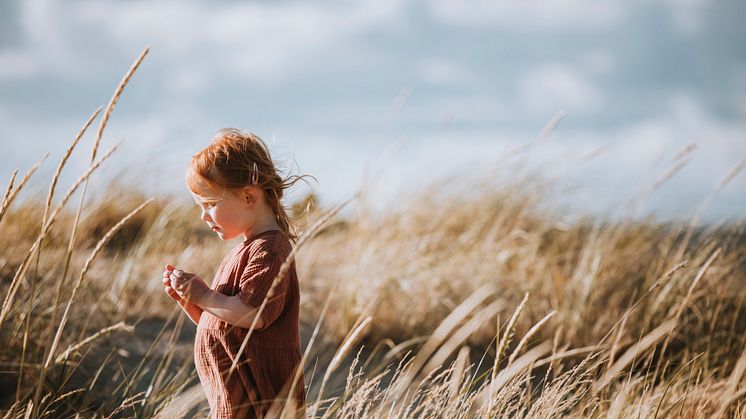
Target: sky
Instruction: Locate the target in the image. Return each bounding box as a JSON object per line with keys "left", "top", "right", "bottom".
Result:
{"left": 1, "top": 0, "right": 744, "bottom": 224}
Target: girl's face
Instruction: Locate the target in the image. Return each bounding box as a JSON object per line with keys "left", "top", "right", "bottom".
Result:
{"left": 191, "top": 187, "right": 254, "bottom": 241}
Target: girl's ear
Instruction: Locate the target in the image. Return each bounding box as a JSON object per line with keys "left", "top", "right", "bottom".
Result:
{"left": 243, "top": 186, "right": 256, "bottom": 206}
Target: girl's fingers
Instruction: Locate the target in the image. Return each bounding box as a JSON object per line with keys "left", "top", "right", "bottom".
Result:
{"left": 165, "top": 286, "right": 180, "bottom": 301}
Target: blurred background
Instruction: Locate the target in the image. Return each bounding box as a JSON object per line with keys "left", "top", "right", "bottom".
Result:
{"left": 1, "top": 0, "right": 744, "bottom": 222}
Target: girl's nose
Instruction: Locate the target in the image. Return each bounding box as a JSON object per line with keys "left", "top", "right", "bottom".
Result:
{"left": 200, "top": 209, "right": 211, "bottom": 223}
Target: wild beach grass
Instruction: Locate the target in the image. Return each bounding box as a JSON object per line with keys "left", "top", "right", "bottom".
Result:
{"left": 0, "top": 51, "right": 745, "bottom": 418}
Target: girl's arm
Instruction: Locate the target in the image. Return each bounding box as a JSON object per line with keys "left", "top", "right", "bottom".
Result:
{"left": 178, "top": 300, "right": 203, "bottom": 326}
{"left": 194, "top": 289, "right": 265, "bottom": 330}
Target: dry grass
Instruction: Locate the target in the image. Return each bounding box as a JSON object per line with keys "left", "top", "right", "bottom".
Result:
{"left": 1, "top": 51, "right": 745, "bottom": 418}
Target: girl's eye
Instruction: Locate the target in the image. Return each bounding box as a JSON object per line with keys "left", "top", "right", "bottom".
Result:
{"left": 198, "top": 202, "right": 216, "bottom": 210}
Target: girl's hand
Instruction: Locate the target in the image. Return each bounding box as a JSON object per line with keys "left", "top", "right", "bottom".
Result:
{"left": 162, "top": 264, "right": 184, "bottom": 303}
{"left": 165, "top": 265, "right": 210, "bottom": 305}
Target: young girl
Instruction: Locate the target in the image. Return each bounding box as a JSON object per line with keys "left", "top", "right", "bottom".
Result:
{"left": 161, "top": 128, "right": 311, "bottom": 418}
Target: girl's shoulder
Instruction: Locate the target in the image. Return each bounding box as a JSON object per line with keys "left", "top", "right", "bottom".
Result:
{"left": 243, "top": 229, "right": 291, "bottom": 257}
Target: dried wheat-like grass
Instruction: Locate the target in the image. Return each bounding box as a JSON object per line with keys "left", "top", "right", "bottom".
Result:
{"left": 593, "top": 319, "right": 677, "bottom": 394}
{"left": 0, "top": 153, "right": 49, "bottom": 224}
{"left": 153, "top": 384, "right": 205, "bottom": 419}
{"left": 312, "top": 315, "right": 372, "bottom": 417}
{"left": 42, "top": 107, "right": 102, "bottom": 229}
{"left": 54, "top": 321, "right": 134, "bottom": 365}
{"left": 0, "top": 170, "right": 17, "bottom": 214}
{"left": 44, "top": 198, "right": 154, "bottom": 368}
{"left": 0, "top": 145, "right": 119, "bottom": 326}
{"left": 104, "top": 391, "right": 146, "bottom": 418}
{"left": 495, "top": 292, "right": 529, "bottom": 373}
{"left": 420, "top": 300, "right": 503, "bottom": 384}
{"left": 474, "top": 340, "right": 553, "bottom": 410}
{"left": 92, "top": 47, "right": 149, "bottom": 162}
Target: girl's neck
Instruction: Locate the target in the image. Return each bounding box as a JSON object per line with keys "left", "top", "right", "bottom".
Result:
{"left": 243, "top": 218, "right": 282, "bottom": 242}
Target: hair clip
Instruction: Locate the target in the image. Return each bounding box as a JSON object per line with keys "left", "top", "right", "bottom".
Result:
{"left": 251, "top": 162, "right": 259, "bottom": 185}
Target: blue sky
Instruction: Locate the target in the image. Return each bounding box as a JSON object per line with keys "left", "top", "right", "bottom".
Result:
{"left": 1, "top": 0, "right": 744, "bottom": 222}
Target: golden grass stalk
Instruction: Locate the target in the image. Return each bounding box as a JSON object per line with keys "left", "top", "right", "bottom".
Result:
{"left": 26, "top": 49, "right": 151, "bottom": 418}
{"left": 673, "top": 142, "right": 697, "bottom": 161}
{"left": 595, "top": 258, "right": 689, "bottom": 353}
{"left": 603, "top": 258, "right": 687, "bottom": 371}
{"left": 1, "top": 400, "right": 21, "bottom": 419}
{"left": 592, "top": 318, "right": 677, "bottom": 394}
{"left": 35, "top": 388, "right": 86, "bottom": 416}
{"left": 18, "top": 106, "right": 103, "bottom": 405}
{"left": 653, "top": 248, "right": 721, "bottom": 379}
{"left": 0, "top": 153, "right": 49, "bottom": 224}
{"left": 104, "top": 390, "right": 146, "bottom": 419}
{"left": 477, "top": 340, "right": 553, "bottom": 406}
{"left": 420, "top": 300, "right": 504, "bottom": 383}
{"left": 312, "top": 315, "right": 373, "bottom": 417}
{"left": 716, "top": 158, "right": 746, "bottom": 192}
{"left": 54, "top": 321, "right": 134, "bottom": 365}
{"left": 652, "top": 353, "right": 703, "bottom": 419}
{"left": 1, "top": 170, "right": 17, "bottom": 212}
{"left": 43, "top": 107, "right": 102, "bottom": 228}
{"left": 713, "top": 338, "right": 746, "bottom": 417}
{"left": 92, "top": 47, "right": 149, "bottom": 162}
{"left": 673, "top": 158, "right": 744, "bottom": 263}
{"left": 46, "top": 46, "right": 149, "bottom": 387}
{"left": 447, "top": 346, "right": 470, "bottom": 404}
{"left": 537, "top": 109, "right": 566, "bottom": 144}
{"left": 717, "top": 386, "right": 746, "bottom": 418}
{"left": 624, "top": 156, "right": 692, "bottom": 217}
{"left": 0, "top": 145, "right": 119, "bottom": 326}
{"left": 494, "top": 292, "right": 529, "bottom": 375}
{"left": 605, "top": 377, "right": 640, "bottom": 419}
{"left": 44, "top": 198, "right": 154, "bottom": 369}
{"left": 415, "top": 283, "right": 497, "bottom": 373}
{"left": 385, "top": 283, "right": 497, "bottom": 401}
{"left": 279, "top": 271, "right": 341, "bottom": 419}
{"left": 507, "top": 310, "right": 556, "bottom": 366}
{"left": 153, "top": 384, "right": 205, "bottom": 419}
{"left": 652, "top": 158, "right": 690, "bottom": 192}
{"left": 23, "top": 399, "right": 32, "bottom": 419}
{"left": 532, "top": 345, "right": 603, "bottom": 369}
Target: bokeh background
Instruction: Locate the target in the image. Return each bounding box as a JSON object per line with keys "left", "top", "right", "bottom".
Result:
{"left": 1, "top": 0, "right": 744, "bottom": 221}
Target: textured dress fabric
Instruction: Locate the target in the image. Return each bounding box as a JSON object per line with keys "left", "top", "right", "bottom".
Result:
{"left": 194, "top": 229, "right": 306, "bottom": 418}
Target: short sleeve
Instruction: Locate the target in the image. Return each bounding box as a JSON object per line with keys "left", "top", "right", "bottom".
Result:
{"left": 237, "top": 250, "right": 289, "bottom": 331}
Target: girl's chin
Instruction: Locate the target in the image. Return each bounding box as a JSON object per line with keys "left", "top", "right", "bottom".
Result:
{"left": 215, "top": 230, "right": 236, "bottom": 240}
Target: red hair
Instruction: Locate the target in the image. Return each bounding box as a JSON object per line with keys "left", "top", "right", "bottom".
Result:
{"left": 187, "top": 128, "right": 315, "bottom": 242}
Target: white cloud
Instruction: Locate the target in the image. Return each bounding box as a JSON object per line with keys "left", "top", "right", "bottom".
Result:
{"left": 426, "top": 0, "right": 715, "bottom": 36}
{"left": 401, "top": 95, "right": 514, "bottom": 126}
{"left": 659, "top": 0, "right": 710, "bottom": 34}
{"left": 0, "top": 49, "right": 41, "bottom": 80}
{"left": 580, "top": 50, "right": 616, "bottom": 76}
{"left": 166, "top": 67, "right": 210, "bottom": 95}
{"left": 520, "top": 63, "right": 603, "bottom": 116}
{"left": 427, "top": 0, "right": 625, "bottom": 29}
{"left": 416, "top": 57, "right": 475, "bottom": 86}
{"left": 68, "top": 0, "right": 405, "bottom": 84}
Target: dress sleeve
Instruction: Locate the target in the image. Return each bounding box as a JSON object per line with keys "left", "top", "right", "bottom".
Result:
{"left": 237, "top": 250, "right": 289, "bottom": 331}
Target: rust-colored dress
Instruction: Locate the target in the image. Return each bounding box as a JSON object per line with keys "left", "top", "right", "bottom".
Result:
{"left": 194, "top": 229, "right": 306, "bottom": 418}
